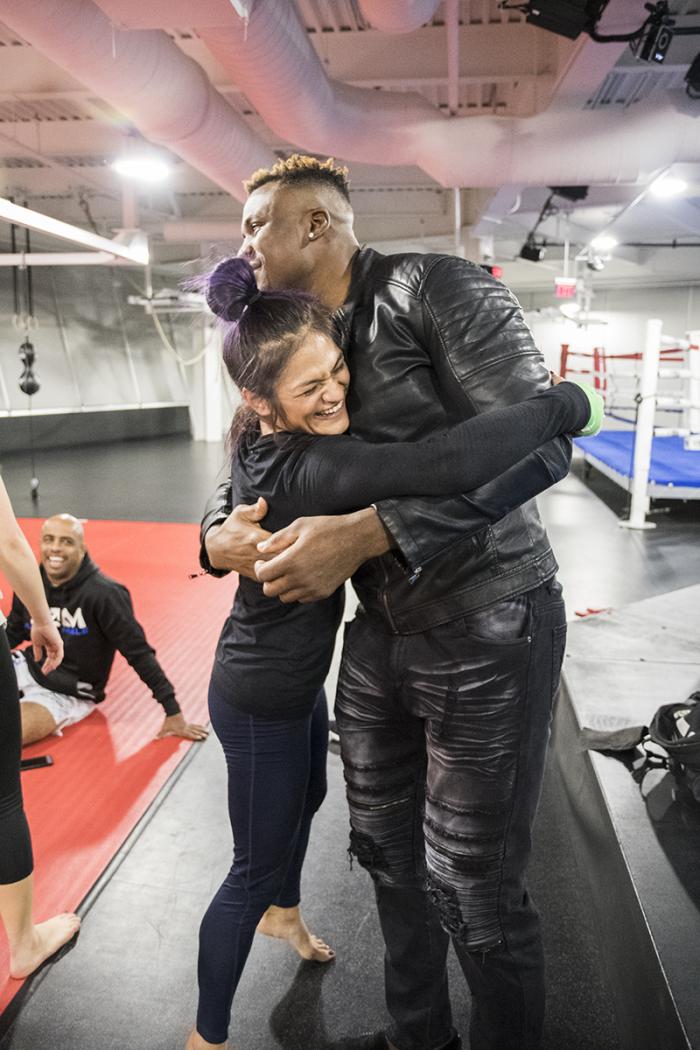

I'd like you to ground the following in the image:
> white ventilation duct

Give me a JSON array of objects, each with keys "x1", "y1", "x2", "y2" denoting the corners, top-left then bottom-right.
[
  {"x1": 357, "y1": 0, "x2": 441, "y2": 33},
  {"x1": 200, "y1": 0, "x2": 700, "y2": 187},
  {"x1": 0, "y1": 0, "x2": 275, "y2": 203},
  {"x1": 3, "y1": 0, "x2": 699, "y2": 203},
  {"x1": 198, "y1": 2, "x2": 442, "y2": 168}
]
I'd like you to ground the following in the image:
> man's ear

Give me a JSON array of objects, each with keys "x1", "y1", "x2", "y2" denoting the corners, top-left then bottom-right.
[
  {"x1": 242, "y1": 388, "x2": 272, "y2": 419},
  {"x1": 308, "y1": 208, "x2": 331, "y2": 241}
]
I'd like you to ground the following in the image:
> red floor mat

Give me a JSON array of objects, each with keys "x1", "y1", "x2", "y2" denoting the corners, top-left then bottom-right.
[{"x1": 0, "y1": 519, "x2": 236, "y2": 1013}]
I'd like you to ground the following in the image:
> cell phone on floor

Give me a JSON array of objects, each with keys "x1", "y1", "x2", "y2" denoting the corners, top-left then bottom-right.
[{"x1": 20, "y1": 755, "x2": 54, "y2": 770}]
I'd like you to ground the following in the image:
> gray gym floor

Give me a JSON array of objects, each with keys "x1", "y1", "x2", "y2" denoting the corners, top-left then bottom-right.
[{"x1": 1, "y1": 438, "x2": 699, "y2": 1050}]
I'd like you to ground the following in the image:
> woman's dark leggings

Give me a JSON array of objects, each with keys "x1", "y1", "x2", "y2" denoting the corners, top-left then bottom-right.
[
  {"x1": 0, "y1": 629, "x2": 33, "y2": 885},
  {"x1": 196, "y1": 684, "x2": 329, "y2": 1044}
]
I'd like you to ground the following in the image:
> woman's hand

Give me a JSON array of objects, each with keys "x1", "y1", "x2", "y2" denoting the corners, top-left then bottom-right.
[{"x1": 30, "y1": 620, "x2": 64, "y2": 674}]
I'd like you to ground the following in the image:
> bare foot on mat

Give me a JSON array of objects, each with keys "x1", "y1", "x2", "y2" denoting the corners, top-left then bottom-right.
[
  {"x1": 257, "y1": 904, "x2": 335, "y2": 962},
  {"x1": 10, "y1": 913, "x2": 81, "y2": 979}
]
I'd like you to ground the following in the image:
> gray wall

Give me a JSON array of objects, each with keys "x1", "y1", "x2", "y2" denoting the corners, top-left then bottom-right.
[{"x1": 0, "y1": 265, "x2": 194, "y2": 449}]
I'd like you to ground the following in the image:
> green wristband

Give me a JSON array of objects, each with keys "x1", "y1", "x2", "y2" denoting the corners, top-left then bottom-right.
[{"x1": 571, "y1": 380, "x2": 605, "y2": 437}]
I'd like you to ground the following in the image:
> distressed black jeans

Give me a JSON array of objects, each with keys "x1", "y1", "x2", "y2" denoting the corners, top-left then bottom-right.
[{"x1": 335, "y1": 580, "x2": 567, "y2": 1050}]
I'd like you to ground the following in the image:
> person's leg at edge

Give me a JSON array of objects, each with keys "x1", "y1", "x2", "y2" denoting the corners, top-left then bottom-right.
[
  {"x1": 257, "y1": 689, "x2": 335, "y2": 961},
  {"x1": 335, "y1": 614, "x2": 456, "y2": 1050},
  {"x1": 189, "y1": 683, "x2": 329, "y2": 1050},
  {"x1": 0, "y1": 633, "x2": 80, "y2": 978},
  {"x1": 420, "y1": 582, "x2": 567, "y2": 1050}
]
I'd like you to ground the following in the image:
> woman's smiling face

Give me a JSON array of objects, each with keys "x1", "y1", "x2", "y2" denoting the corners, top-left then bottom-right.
[{"x1": 271, "y1": 330, "x2": 350, "y2": 436}]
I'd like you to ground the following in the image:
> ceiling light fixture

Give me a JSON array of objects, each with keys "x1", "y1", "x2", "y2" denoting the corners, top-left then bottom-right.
[
  {"x1": 586, "y1": 252, "x2": 606, "y2": 272},
  {"x1": 519, "y1": 238, "x2": 547, "y2": 263},
  {"x1": 590, "y1": 234, "x2": 618, "y2": 253},
  {"x1": 112, "y1": 156, "x2": 170, "y2": 183}
]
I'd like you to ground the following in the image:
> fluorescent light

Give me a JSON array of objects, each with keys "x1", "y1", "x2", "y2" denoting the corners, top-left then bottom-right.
[
  {"x1": 649, "y1": 175, "x2": 687, "y2": 199},
  {"x1": 112, "y1": 156, "x2": 170, "y2": 183},
  {"x1": 0, "y1": 197, "x2": 149, "y2": 265},
  {"x1": 590, "y1": 234, "x2": 617, "y2": 253}
]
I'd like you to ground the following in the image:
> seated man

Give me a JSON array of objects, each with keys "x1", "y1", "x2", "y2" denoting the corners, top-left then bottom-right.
[{"x1": 6, "y1": 513, "x2": 208, "y2": 747}]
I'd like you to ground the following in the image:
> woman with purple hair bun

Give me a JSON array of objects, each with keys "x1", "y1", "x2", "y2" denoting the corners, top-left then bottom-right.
[{"x1": 186, "y1": 256, "x2": 601, "y2": 1050}]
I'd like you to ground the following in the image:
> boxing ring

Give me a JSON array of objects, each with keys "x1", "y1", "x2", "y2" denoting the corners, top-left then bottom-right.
[{"x1": 561, "y1": 320, "x2": 700, "y2": 528}]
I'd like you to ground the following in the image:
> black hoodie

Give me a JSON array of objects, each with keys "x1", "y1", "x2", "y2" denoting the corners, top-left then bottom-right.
[{"x1": 6, "y1": 553, "x2": 179, "y2": 716}]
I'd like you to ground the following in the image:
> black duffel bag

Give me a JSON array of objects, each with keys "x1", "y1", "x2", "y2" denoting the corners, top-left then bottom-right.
[
  {"x1": 647, "y1": 693, "x2": 700, "y2": 802},
  {"x1": 582, "y1": 691, "x2": 700, "y2": 802}
]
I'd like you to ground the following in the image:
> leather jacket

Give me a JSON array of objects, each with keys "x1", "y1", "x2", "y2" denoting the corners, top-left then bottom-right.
[{"x1": 200, "y1": 247, "x2": 570, "y2": 634}]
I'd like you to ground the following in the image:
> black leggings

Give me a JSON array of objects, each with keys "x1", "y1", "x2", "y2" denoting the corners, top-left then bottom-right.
[
  {"x1": 196, "y1": 685, "x2": 328, "y2": 1044},
  {"x1": 0, "y1": 629, "x2": 33, "y2": 884}
]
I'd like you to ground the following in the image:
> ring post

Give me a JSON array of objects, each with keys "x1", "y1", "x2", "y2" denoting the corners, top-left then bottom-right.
[
  {"x1": 620, "y1": 318, "x2": 662, "y2": 530},
  {"x1": 686, "y1": 331, "x2": 700, "y2": 452}
]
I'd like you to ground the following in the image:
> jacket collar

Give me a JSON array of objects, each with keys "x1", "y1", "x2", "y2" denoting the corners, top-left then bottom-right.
[{"x1": 332, "y1": 246, "x2": 380, "y2": 353}]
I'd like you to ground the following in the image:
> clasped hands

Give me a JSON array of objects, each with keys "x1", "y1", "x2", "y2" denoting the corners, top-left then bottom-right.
[{"x1": 204, "y1": 497, "x2": 390, "y2": 604}]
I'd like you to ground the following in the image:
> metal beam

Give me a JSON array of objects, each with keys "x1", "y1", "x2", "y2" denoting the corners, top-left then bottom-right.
[
  {"x1": 0, "y1": 198, "x2": 148, "y2": 264},
  {"x1": 0, "y1": 251, "x2": 142, "y2": 266}
]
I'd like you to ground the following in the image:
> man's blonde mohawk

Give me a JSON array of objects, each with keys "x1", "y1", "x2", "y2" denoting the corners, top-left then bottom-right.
[{"x1": 243, "y1": 154, "x2": 351, "y2": 200}]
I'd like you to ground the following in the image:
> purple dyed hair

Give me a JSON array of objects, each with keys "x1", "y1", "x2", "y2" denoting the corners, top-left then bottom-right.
[{"x1": 202, "y1": 257, "x2": 335, "y2": 447}]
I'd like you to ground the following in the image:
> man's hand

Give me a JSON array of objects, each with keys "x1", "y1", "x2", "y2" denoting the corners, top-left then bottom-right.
[
  {"x1": 254, "y1": 507, "x2": 391, "y2": 603},
  {"x1": 30, "y1": 620, "x2": 63, "y2": 674},
  {"x1": 205, "y1": 498, "x2": 272, "y2": 578},
  {"x1": 156, "y1": 713, "x2": 209, "y2": 742}
]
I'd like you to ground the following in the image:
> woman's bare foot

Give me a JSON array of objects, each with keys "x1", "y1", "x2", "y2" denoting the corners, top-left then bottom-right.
[
  {"x1": 257, "y1": 904, "x2": 335, "y2": 962},
  {"x1": 185, "y1": 1028, "x2": 227, "y2": 1049},
  {"x1": 9, "y1": 913, "x2": 81, "y2": 979}
]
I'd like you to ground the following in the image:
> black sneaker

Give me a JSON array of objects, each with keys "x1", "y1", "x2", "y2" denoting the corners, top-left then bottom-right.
[{"x1": 332, "y1": 1032, "x2": 461, "y2": 1050}]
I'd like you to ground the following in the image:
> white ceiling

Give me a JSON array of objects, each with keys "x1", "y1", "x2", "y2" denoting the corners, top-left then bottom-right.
[{"x1": 0, "y1": 0, "x2": 698, "y2": 300}]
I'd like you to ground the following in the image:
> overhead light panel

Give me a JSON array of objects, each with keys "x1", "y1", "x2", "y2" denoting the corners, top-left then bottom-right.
[
  {"x1": 112, "y1": 155, "x2": 170, "y2": 183},
  {"x1": 650, "y1": 175, "x2": 687, "y2": 198}
]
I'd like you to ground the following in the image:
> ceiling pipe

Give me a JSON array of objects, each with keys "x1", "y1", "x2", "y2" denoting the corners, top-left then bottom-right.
[
  {"x1": 416, "y1": 105, "x2": 700, "y2": 186},
  {"x1": 200, "y1": 0, "x2": 700, "y2": 187},
  {"x1": 357, "y1": 0, "x2": 440, "y2": 33},
  {"x1": 0, "y1": 0, "x2": 275, "y2": 203},
  {"x1": 445, "y1": 0, "x2": 460, "y2": 116},
  {"x1": 197, "y1": 2, "x2": 443, "y2": 167}
]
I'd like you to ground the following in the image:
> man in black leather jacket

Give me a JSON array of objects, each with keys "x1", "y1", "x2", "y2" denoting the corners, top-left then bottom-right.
[{"x1": 200, "y1": 156, "x2": 570, "y2": 1050}]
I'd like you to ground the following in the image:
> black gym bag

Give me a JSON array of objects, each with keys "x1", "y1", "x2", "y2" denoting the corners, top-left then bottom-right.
[{"x1": 582, "y1": 691, "x2": 700, "y2": 802}]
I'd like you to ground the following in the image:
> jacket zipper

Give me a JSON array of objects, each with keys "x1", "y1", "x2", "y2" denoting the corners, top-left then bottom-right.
[{"x1": 379, "y1": 556, "x2": 397, "y2": 633}]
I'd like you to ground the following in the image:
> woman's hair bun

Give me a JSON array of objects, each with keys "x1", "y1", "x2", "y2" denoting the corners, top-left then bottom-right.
[{"x1": 206, "y1": 257, "x2": 260, "y2": 322}]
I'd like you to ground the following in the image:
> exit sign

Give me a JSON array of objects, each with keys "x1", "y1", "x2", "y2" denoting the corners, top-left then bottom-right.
[{"x1": 555, "y1": 277, "x2": 578, "y2": 299}]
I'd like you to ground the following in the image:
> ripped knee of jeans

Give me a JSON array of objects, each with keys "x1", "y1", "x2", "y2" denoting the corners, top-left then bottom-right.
[
  {"x1": 348, "y1": 828, "x2": 388, "y2": 877},
  {"x1": 425, "y1": 873, "x2": 502, "y2": 953}
]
